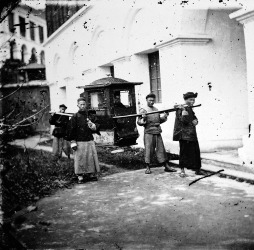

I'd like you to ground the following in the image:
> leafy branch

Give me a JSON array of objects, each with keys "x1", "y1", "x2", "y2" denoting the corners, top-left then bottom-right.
[{"x1": 1, "y1": 105, "x2": 49, "y2": 131}]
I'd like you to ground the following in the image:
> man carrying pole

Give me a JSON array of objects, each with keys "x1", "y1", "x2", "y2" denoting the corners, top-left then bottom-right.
[
  {"x1": 137, "y1": 93, "x2": 177, "y2": 174},
  {"x1": 173, "y1": 92, "x2": 202, "y2": 177},
  {"x1": 49, "y1": 104, "x2": 71, "y2": 163}
]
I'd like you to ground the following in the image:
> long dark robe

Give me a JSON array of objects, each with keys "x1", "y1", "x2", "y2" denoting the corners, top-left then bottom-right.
[
  {"x1": 179, "y1": 140, "x2": 201, "y2": 170},
  {"x1": 173, "y1": 107, "x2": 201, "y2": 170}
]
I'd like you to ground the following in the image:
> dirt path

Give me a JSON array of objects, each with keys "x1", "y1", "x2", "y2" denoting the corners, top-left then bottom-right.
[{"x1": 15, "y1": 167, "x2": 254, "y2": 249}]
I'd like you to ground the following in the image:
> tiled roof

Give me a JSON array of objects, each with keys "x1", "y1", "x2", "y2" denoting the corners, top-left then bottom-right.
[
  {"x1": 78, "y1": 77, "x2": 142, "y2": 89},
  {"x1": 89, "y1": 77, "x2": 129, "y2": 86}
]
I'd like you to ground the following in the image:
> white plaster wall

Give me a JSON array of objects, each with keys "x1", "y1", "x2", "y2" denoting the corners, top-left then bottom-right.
[
  {"x1": 159, "y1": 9, "x2": 248, "y2": 153},
  {"x1": 44, "y1": 2, "x2": 247, "y2": 152},
  {"x1": 193, "y1": 9, "x2": 247, "y2": 150}
]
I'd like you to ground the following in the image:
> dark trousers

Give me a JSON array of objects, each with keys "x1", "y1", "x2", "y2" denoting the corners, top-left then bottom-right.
[{"x1": 179, "y1": 140, "x2": 201, "y2": 170}]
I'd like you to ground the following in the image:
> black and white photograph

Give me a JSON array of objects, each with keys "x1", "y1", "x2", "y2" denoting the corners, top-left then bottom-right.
[{"x1": 0, "y1": 0, "x2": 254, "y2": 248}]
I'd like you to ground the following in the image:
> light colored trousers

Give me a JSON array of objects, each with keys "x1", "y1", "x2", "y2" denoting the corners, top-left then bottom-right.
[{"x1": 144, "y1": 133, "x2": 168, "y2": 164}]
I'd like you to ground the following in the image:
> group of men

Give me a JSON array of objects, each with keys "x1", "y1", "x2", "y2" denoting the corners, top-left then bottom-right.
[
  {"x1": 49, "y1": 91, "x2": 201, "y2": 184},
  {"x1": 138, "y1": 92, "x2": 201, "y2": 178},
  {"x1": 50, "y1": 97, "x2": 100, "y2": 183}
]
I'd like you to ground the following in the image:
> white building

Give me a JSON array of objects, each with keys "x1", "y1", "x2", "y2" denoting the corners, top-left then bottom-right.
[
  {"x1": 0, "y1": 4, "x2": 47, "y2": 67},
  {"x1": 44, "y1": 0, "x2": 254, "y2": 165}
]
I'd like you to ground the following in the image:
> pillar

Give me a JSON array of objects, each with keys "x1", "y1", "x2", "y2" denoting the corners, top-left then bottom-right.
[{"x1": 230, "y1": 9, "x2": 254, "y2": 164}]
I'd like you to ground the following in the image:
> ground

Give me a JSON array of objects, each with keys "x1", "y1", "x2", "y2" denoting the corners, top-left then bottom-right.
[{"x1": 15, "y1": 167, "x2": 254, "y2": 249}]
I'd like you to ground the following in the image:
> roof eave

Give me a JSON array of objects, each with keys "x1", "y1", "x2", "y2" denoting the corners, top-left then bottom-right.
[{"x1": 77, "y1": 82, "x2": 143, "y2": 89}]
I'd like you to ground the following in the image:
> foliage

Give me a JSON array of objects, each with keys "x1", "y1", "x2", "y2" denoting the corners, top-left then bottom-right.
[
  {"x1": 97, "y1": 146, "x2": 147, "y2": 170},
  {"x1": 39, "y1": 139, "x2": 179, "y2": 169},
  {"x1": 11, "y1": 122, "x2": 36, "y2": 139},
  {"x1": 2, "y1": 146, "x2": 75, "y2": 217},
  {"x1": 96, "y1": 146, "x2": 179, "y2": 169},
  {"x1": 0, "y1": 58, "x2": 25, "y2": 84},
  {"x1": 0, "y1": 0, "x2": 21, "y2": 23},
  {"x1": 39, "y1": 140, "x2": 149, "y2": 169},
  {"x1": 2, "y1": 140, "x2": 179, "y2": 217},
  {"x1": 1, "y1": 145, "x2": 127, "y2": 218}
]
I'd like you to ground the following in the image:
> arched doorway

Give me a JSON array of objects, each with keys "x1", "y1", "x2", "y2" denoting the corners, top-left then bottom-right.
[
  {"x1": 40, "y1": 50, "x2": 45, "y2": 65},
  {"x1": 21, "y1": 44, "x2": 28, "y2": 63},
  {"x1": 29, "y1": 48, "x2": 37, "y2": 63}
]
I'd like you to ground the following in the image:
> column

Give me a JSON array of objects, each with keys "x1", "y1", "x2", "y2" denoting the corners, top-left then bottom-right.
[{"x1": 230, "y1": 9, "x2": 254, "y2": 164}]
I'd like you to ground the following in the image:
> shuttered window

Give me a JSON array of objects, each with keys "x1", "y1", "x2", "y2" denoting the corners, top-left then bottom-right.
[
  {"x1": 30, "y1": 21, "x2": 35, "y2": 40},
  {"x1": 148, "y1": 51, "x2": 161, "y2": 103},
  {"x1": 19, "y1": 16, "x2": 26, "y2": 37},
  {"x1": 110, "y1": 66, "x2": 115, "y2": 77},
  {"x1": 39, "y1": 26, "x2": 44, "y2": 43},
  {"x1": 8, "y1": 13, "x2": 14, "y2": 32}
]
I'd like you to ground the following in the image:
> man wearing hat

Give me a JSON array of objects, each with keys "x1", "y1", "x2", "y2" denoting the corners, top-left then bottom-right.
[
  {"x1": 137, "y1": 93, "x2": 177, "y2": 174},
  {"x1": 49, "y1": 104, "x2": 71, "y2": 163},
  {"x1": 173, "y1": 92, "x2": 202, "y2": 177},
  {"x1": 67, "y1": 97, "x2": 100, "y2": 183}
]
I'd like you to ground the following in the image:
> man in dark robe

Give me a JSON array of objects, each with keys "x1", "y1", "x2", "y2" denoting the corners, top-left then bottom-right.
[
  {"x1": 173, "y1": 92, "x2": 202, "y2": 177},
  {"x1": 68, "y1": 97, "x2": 100, "y2": 183},
  {"x1": 49, "y1": 104, "x2": 71, "y2": 163},
  {"x1": 137, "y1": 93, "x2": 177, "y2": 174}
]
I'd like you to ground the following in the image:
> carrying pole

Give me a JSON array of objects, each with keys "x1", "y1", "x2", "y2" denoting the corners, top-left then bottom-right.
[
  {"x1": 112, "y1": 104, "x2": 202, "y2": 119},
  {"x1": 49, "y1": 111, "x2": 73, "y2": 117}
]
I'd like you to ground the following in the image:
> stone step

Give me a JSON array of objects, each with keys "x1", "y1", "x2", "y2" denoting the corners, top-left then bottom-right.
[
  {"x1": 201, "y1": 158, "x2": 254, "y2": 175},
  {"x1": 170, "y1": 149, "x2": 254, "y2": 175},
  {"x1": 169, "y1": 160, "x2": 254, "y2": 184}
]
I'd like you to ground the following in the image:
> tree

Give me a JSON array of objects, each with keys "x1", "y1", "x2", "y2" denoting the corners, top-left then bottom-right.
[
  {"x1": 0, "y1": 83, "x2": 49, "y2": 247},
  {"x1": 0, "y1": 0, "x2": 21, "y2": 24},
  {"x1": 0, "y1": 1, "x2": 50, "y2": 246}
]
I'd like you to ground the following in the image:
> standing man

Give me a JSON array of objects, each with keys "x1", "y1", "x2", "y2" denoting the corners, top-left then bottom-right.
[
  {"x1": 68, "y1": 97, "x2": 100, "y2": 183},
  {"x1": 173, "y1": 92, "x2": 202, "y2": 177},
  {"x1": 137, "y1": 93, "x2": 177, "y2": 174},
  {"x1": 49, "y1": 104, "x2": 71, "y2": 163}
]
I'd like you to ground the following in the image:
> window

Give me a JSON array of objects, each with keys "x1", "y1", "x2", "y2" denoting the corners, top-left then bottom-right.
[
  {"x1": 148, "y1": 51, "x2": 161, "y2": 103},
  {"x1": 110, "y1": 66, "x2": 115, "y2": 77},
  {"x1": 40, "y1": 51, "x2": 45, "y2": 65},
  {"x1": 90, "y1": 92, "x2": 104, "y2": 109},
  {"x1": 30, "y1": 21, "x2": 35, "y2": 40},
  {"x1": 9, "y1": 40, "x2": 15, "y2": 60},
  {"x1": 19, "y1": 16, "x2": 26, "y2": 37},
  {"x1": 39, "y1": 26, "x2": 44, "y2": 43},
  {"x1": 8, "y1": 13, "x2": 14, "y2": 32},
  {"x1": 21, "y1": 45, "x2": 27, "y2": 63},
  {"x1": 113, "y1": 90, "x2": 132, "y2": 107}
]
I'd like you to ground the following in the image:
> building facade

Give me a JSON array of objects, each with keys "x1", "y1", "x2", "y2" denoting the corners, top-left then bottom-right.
[
  {"x1": 44, "y1": 0, "x2": 252, "y2": 162},
  {"x1": 0, "y1": 4, "x2": 50, "y2": 132},
  {"x1": 0, "y1": 4, "x2": 47, "y2": 68}
]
